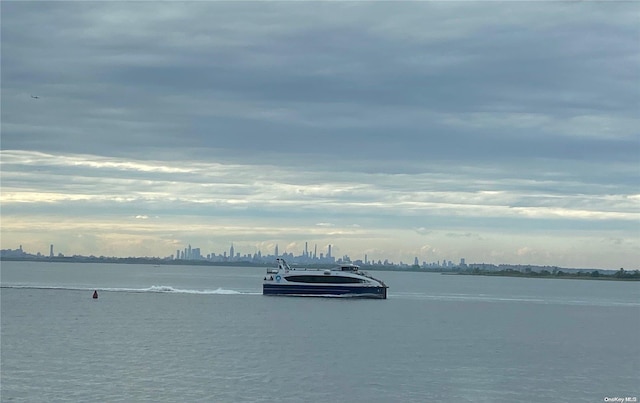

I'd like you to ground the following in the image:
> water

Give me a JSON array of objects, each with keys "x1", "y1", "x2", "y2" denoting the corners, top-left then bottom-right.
[{"x1": 1, "y1": 261, "x2": 638, "y2": 402}]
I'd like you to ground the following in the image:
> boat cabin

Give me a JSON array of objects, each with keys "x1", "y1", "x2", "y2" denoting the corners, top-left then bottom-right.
[{"x1": 339, "y1": 264, "x2": 359, "y2": 272}]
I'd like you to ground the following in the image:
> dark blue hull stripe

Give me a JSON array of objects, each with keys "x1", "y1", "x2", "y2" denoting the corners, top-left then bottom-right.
[{"x1": 263, "y1": 284, "x2": 387, "y2": 299}]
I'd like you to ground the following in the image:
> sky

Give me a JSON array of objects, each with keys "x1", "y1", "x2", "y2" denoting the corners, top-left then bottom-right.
[{"x1": 1, "y1": 1, "x2": 638, "y2": 269}]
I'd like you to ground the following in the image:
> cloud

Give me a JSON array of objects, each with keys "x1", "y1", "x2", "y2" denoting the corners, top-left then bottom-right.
[
  {"x1": 1, "y1": 2, "x2": 638, "y2": 269},
  {"x1": 415, "y1": 227, "x2": 431, "y2": 235}
]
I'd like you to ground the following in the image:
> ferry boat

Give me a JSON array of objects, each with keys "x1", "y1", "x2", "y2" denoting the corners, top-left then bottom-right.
[{"x1": 263, "y1": 258, "x2": 388, "y2": 299}]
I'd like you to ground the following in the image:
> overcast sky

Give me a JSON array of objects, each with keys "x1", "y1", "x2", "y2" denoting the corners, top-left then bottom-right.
[{"x1": 2, "y1": 1, "x2": 638, "y2": 269}]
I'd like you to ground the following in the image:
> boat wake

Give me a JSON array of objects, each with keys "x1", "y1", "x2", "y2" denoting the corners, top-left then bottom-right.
[
  {"x1": 390, "y1": 292, "x2": 640, "y2": 307},
  {"x1": 0, "y1": 284, "x2": 260, "y2": 295},
  {"x1": 139, "y1": 285, "x2": 246, "y2": 295}
]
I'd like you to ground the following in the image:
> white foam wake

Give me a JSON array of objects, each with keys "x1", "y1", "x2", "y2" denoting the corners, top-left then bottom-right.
[
  {"x1": 1, "y1": 284, "x2": 257, "y2": 295},
  {"x1": 142, "y1": 286, "x2": 242, "y2": 294}
]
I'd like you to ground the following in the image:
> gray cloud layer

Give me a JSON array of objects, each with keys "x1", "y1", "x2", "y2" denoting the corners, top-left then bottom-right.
[{"x1": 1, "y1": 2, "x2": 638, "y2": 268}]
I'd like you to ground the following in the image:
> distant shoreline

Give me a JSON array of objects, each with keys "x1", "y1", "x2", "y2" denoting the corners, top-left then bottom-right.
[
  {"x1": 2, "y1": 256, "x2": 638, "y2": 281},
  {"x1": 444, "y1": 270, "x2": 640, "y2": 281},
  {"x1": 1, "y1": 256, "x2": 398, "y2": 272},
  {"x1": 0, "y1": 256, "x2": 273, "y2": 268}
]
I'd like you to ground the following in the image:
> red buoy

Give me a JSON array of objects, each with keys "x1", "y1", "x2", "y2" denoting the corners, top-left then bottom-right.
[{"x1": 92, "y1": 290, "x2": 98, "y2": 299}]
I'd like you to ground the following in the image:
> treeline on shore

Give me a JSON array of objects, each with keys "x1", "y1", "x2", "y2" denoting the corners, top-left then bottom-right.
[{"x1": 455, "y1": 267, "x2": 639, "y2": 281}]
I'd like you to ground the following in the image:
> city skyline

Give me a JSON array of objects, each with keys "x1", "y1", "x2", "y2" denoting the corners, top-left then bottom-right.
[
  {"x1": 2, "y1": 240, "x2": 633, "y2": 272},
  {"x1": 2, "y1": 3, "x2": 638, "y2": 271},
  {"x1": 4, "y1": 240, "x2": 455, "y2": 266}
]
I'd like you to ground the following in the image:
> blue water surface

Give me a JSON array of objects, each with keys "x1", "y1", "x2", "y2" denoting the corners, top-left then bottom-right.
[{"x1": 1, "y1": 261, "x2": 638, "y2": 402}]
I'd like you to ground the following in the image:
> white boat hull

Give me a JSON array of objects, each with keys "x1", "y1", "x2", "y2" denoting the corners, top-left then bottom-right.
[{"x1": 263, "y1": 259, "x2": 388, "y2": 299}]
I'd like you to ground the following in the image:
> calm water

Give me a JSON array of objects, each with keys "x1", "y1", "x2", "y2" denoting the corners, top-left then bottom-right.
[{"x1": 1, "y1": 261, "x2": 638, "y2": 402}]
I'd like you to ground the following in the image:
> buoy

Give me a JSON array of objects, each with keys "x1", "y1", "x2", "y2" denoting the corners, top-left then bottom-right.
[{"x1": 92, "y1": 290, "x2": 98, "y2": 299}]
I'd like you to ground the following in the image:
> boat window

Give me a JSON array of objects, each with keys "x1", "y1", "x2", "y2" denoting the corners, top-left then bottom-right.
[{"x1": 285, "y1": 275, "x2": 364, "y2": 284}]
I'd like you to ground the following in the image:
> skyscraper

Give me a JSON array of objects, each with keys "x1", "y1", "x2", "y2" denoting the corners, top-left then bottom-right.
[
  {"x1": 49, "y1": 244, "x2": 53, "y2": 258},
  {"x1": 230, "y1": 244, "x2": 235, "y2": 261},
  {"x1": 275, "y1": 244, "x2": 278, "y2": 257}
]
